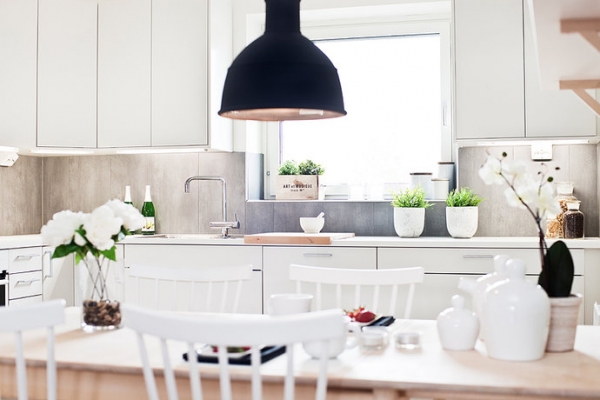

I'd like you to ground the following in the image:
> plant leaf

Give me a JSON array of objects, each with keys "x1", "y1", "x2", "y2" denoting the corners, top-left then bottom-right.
[
  {"x1": 539, "y1": 240, "x2": 574, "y2": 297},
  {"x1": 52, "y1": 243, "x2": 79, "y2": 259}
]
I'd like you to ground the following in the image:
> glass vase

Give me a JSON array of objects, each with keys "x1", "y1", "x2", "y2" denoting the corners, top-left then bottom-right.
[{"x1": 80, "y1": 255, "x2": 122, "y2": 332}]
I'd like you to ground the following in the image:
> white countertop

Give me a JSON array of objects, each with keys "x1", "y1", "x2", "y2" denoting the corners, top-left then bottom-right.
[
  {"x1": 120, "y1": 234, "x2": 600, "y2": 249},
  {"x1": 3, "y1": 233, "x2": 600, "y2": 249}
]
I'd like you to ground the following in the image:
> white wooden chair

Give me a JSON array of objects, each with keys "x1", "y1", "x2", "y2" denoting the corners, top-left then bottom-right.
[
  {"x1": 0, "y1": 299, "x2": 65, "y2": 400},
  {"x1": 122, "y1": 303, "x2": 345, "y2": 400},
  {"x1": 126, "y1": 264, "x2": 253, "y2": 312},
  {"x1": 289, "y1": 264, "x2": 425, "y2": 318},
  {"x1": 594, "y1": 301, "x2": 600, "y2": 326}
]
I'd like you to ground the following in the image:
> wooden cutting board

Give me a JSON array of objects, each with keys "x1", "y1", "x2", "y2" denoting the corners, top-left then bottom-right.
[{"x1": 243, "y1": 232, "x2": 355, "y2": 245}]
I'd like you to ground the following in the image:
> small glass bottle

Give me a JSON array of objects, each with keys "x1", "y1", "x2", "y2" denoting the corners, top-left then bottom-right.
[
  {"x1": 141, "y1": 185, "x2": 156, "y2": 235},
  {"x1": 554, "y1": 182, "x2": 577, "y2": 238},
  {"x1": 563, "y1": 200, "x2": 584, "y2": 239}
]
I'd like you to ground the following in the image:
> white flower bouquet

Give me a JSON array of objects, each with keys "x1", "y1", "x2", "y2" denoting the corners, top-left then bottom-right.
[{"x1": 41, "y1": 200, "x2": 144, "y2": 329}]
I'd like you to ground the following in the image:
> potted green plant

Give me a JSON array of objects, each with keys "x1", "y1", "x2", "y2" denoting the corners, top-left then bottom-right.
[
  {"x1": 391, "y1": 186, "x2": 431, "y2": 238},
  {"x1": 276, "y1": 159, "x2": 324, "y2": 200},
  {"x1": 480, "y1": 151, "x2": 579, "y2": 353},
  {"x1": 445, "y1": 187, "x2": 484, "y2": 238}
]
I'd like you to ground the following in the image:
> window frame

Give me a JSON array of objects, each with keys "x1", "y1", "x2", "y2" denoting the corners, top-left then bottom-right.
[{"x1": 264, "y1": 16, "x2": 453, "y2": 199}]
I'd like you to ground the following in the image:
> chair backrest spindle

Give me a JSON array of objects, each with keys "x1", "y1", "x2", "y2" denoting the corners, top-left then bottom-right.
[{"x1": 289, "y1": 264, "x2": 424, "y2": 318}]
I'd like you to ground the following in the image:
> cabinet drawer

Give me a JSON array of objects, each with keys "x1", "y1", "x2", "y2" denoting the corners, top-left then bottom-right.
[
  {"x1": 9, "y1": 295, "x2": 43, "y2": 306},
  {"x1": 263, "y1": 247, "x2": 377, "y2": 312},
  {"x1": 9, "y1": 247, "x2": 43, "y2": 273},
  {"x1": 0, "y1": 250, "x2": 8, "y2": 271},
  {"x1": 264, "y1": 247, "x2": 376, "y2": 269},
  {"x1": 378, "y1": 248, "x2": 584, "y2": 275},
  {"x1": 10, "y1": 270, "x2": 43, "y2": 299}
]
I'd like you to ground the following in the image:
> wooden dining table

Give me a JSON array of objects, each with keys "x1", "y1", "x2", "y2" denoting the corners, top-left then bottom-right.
[{"x1": 1, "y1": 307, "x2": 600, "y2": 400}]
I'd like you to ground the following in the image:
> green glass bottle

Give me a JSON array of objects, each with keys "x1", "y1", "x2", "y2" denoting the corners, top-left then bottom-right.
[
  {"x1": 141, "y1": 185, "x2": 155, "y2": 235},
  {"x1": 124, "y1": 185, "x2": 133, "y2": 206}
]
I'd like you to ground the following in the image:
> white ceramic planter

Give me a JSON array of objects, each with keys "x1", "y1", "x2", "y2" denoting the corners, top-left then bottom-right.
[
  {"x1": 482, "y1": 259, "x2": 550, "y2": 362},
  {"x1": 446, "y1": 206, "x2": 479, "y2": 238},
  {"x1": 393, "y1": 207, "x2": 425, "y2": 238}
]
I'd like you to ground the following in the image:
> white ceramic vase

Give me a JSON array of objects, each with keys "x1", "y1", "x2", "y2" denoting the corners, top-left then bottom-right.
[
  {"x1": 446, "y1": 206, "x2": 478, "y2": 238},
  {"x1": 437, "y1": 295, "x2": 480, "y2": 351},
  {"x1": 458, "y1": 254, "x2": 510, "y2": 340},
  {"x1": 393, "y1": 207, "x2": 425, "y2": 238},
  {"x1": 482, "y1": 258, "x2": 550, "y2": 362}
]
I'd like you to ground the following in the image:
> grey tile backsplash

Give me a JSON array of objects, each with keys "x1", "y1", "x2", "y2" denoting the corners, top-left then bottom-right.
[{"x1": 0, "y1": 144, "x2": 597, "y2": 238}]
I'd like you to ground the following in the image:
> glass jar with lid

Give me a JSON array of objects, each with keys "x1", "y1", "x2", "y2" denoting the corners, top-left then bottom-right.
[
  {"x1": 563, "y1": 200, "x2": 584, "y2": 239},
  {"x1": 549, "y1": 182, "x2": 578, "y2": 238}
]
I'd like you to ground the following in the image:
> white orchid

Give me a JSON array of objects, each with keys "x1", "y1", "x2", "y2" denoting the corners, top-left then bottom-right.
[{"x1": 480, "y1": 153, "x2": 560, "y2": 221}]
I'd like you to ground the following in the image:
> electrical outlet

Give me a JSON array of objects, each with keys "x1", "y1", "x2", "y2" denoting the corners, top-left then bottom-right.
[{"x1": 531, "y1": 143, "x2": 552, "y2": 161}]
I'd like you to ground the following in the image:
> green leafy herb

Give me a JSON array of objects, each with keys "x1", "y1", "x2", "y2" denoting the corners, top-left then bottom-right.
[
  {"x1": 391, "y1": 186, "x2": 432, "y2": 208},
  {"x1": 445, "y1": 187, "x2": 484, "y2": 207}
]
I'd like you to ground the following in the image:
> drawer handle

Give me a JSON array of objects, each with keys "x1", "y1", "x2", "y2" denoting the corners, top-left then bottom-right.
[
  {"x1": 15, "y1": 254, "x2": 40, "y2": 261},
  {"x1": 303, "y1": 253, "x2": 333, "y2": 257},
  {"x1": 44, "y1": 249, "x2": 54, "y2": 278},
  {"x1": 16, "y1": 279, "x2": 41, "y2": 285},
  {"x1": 462, "y1": 255, "x2": 494, "y2": 259}
]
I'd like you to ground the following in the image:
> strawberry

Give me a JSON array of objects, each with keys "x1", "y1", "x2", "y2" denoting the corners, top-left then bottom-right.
[{"x1": 355, "y1": 310, "x2": 376, "y2": 323}]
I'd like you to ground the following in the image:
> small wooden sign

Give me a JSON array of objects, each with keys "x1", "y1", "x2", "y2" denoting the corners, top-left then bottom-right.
[{"x1": 275, "y1": 175, "x2": 321, "y2": 200}]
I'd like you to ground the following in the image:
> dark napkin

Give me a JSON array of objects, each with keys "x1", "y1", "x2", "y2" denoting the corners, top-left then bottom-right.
[
  {"x1": 363, "y1": 315, "x2": 395, "y2": 329},
  {"x1": 183, "y1": 346, "x2": 286, "y2": 365}
]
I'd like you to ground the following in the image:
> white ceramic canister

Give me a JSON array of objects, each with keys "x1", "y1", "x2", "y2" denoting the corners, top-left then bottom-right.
[
  {"x1": 431, "y1": 178, "x2": 449, "y2": 200},
  {"x1": 409, "y1": 172, "x2": 433, "y2": 199},
  {"x1": 437, "y1": 162, "x2": 456, "y2": 192},
  {"x1": 482, "y1": 258, "x2": 550, "y2": 362},
  {"x1": 437, "y1": 294, "x2": 480, "y2": 351}
]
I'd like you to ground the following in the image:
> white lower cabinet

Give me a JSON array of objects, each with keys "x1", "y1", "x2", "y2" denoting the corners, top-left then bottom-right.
[
  {"x1": 262, "y1": 246, "x2": 377, "y2": 313},
  {"x1": 122, "y1": 245, "x2": 263, "y2": 314},
  {"x1": 8, "y1": 247, "x2": 43, "y2": 305},
  {"x1": 378, "y1": 247, "x2": 585, "y2": 323}
]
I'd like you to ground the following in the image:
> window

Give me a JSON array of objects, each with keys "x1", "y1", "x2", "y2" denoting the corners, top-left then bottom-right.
[{"x1": 265, "y1": 14, "x2": 452, "y2": 199}]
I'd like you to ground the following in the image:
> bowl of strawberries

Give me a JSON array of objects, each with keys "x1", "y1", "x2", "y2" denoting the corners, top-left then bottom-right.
[{"x1": 345, "y1": 306, "x2": 377, "y2": 325}]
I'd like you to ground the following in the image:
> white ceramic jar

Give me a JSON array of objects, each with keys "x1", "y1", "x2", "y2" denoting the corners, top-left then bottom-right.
[
  {"x1": 482, "y1": 258, "x2": 550, "y2": 362},
  {"x1": 437, "y1": 295, "x2": 479, "y2": 351}
]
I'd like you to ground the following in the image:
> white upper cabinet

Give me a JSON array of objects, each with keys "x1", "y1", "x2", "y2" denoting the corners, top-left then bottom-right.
[
  {"x1": 152, "y1": 0, "x2": 208, "y2": 147},
  {"x1": 97, "y1": 0, "x2": 151, "y2": 148},
  {"x1": 454, "y1": 0, "x2": 598, "y2": 140},
  {"x1": 38, "y1": 0, "x2": 97, "y2": 147},
  {"x1": 0, "y1": 0, "x2": 37, "y2": 149},
  {"x1": 454, "y1": 0, "x2": 525, "y2": 140},
  {"x1": 152, "y1": 0, "x2": 232, "y2": 149}
]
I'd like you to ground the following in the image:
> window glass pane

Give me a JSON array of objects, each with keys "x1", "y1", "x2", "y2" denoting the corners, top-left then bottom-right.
[{"x1": 281, "y1": 34, "x2": 441, "y2": 187}]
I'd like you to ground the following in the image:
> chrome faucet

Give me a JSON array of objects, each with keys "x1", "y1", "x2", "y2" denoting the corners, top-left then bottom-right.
[{"x1": 184, "y1": 176, "x2": 240, "y2": 238}]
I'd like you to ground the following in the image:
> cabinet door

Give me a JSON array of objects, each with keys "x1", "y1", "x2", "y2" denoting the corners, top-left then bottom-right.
[
  {"x1": 523, "y1": 3, "x2": 597, "y2": 138},
  {"x1": 454, "y1": 0, "x2": 525, "y2": 139},
  {"x1": 97, "y1": 0, "x2": 151, "y2": 147},
  {"x1": 263, "y1": 247, "x2": 377, "y2": 313},
  {"x1": 38, "y1": 0, "x2": 97, "y2": 147},
  {"x1": 42, "y1": 247, "x2": 74, "y2": 305},
  {"x1": 152, "y1": 0, "x2": 208, "y2": 146},
  {"x1": 0, "y1": 0, "x2": 37, "y2": 149},
  {"x1": 123, "y1": 245, "x2": 262, "y2": 314}
]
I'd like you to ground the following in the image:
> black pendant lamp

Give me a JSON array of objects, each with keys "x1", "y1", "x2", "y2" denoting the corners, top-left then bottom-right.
[{"x1": 218, "y1": 0, "x2": 346, "y2": 121}]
